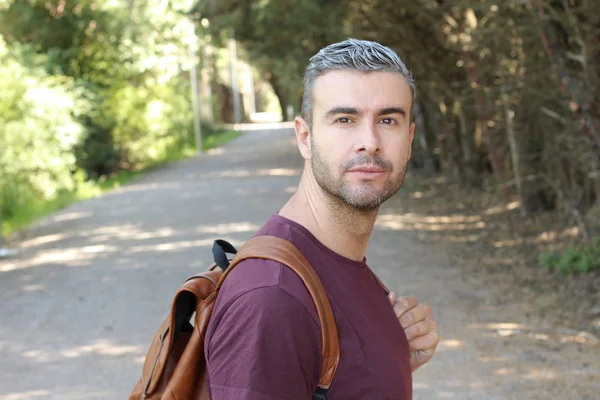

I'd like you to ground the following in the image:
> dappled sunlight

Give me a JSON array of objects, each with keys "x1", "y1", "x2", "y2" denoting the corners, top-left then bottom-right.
[
  {"x1": 437, "y1": 339, "x2": 464, "y2": 350},
  {"x1": 492, "y1": 226, "x2": 580, "y2": 248},
  {"x1": 207, "y1": 147, "x2": 225, "y2": 155},
  {"x1": 88, "y1": 234, "x2": 113, "y2": 243},
  {"x1": 415, "y1": 319, "x2": 600, "y2": 397},
  {"x1": 19, "y1": 233, "x2": 67, "y2": 249},
  {"x1": 60, "y1": 340, "x2": 141, "y2": 358},
  {"x1": 22, "y1": 340, "x2": 143, "y2": 363},
  {"x1": 22, "y1": 349, "x2": 52, "y2": 363},
  {"x1": 491, "y1": 239, "x2": 520, "y2": 248},
  {"x1": 130, "y1": 228, "x2": 176, "y2": 240},
  {"x1": 420, "y1": 233, "x2": 484, "y2": 243},
  {"x1": 210, "y1": 169, "x2": 254, "y2": 178},
  {"x1": 376, "y1": 212, "x2": 486, "y2": 232},
  {"x1": 207, "y1": 167, "x2": 301, "y2": 179},
  {"x1": 83, "y1": 225, "x2": 177, "y2": 242},
  {"x1": 534, "y1": 226, "x2": 580, "y2": 244},
  {"x1": 22, "y1": 284, "x2": 44, "y2": 292},
  {"x1": 484, "y1": 201, "x2": 520, "y2": 215},
  {"x1": 479, "y1": 256, "x2": 517, "y2": 266},
  {"x1": 0, "y1": 244, "x2": 118, "y2": 272},
  {"x1": 87, "y1": 224, "x2": 139, "y2": 236},
  {"x1": 229, "y1": 121, "x2": 294, "y2": 130},
  {"x1": 50, "y1": 211, "x2": 93, "y2": 223},
  {"x1": 431, "y1": 391, "x2": 458, "y2": 398},
  {"x1": 469, "y1": 321, "x2": 600, "y2": 346},
  {"x1": 528, "y1": 332, "x2": 550, "y2": 341},
  {"x1": 128, "y1": 238, "x2": 231, "y2": 253},
  {"x1": 521, "y1": 368, "x2": 558, "y2": 381},
  {"x1": 0, "y1": 390, "x2": 50, "y2": 400},
  {"x1": 196, "y1": 222, "x2": 261, "y2": 235},
  {"x1": 257, "y1": 168, "x2": 300, "y2": 177},
  {"x1": 484, "y1": 322, "x2": 525, "y2": 330},
  {"x1": 0, "y1": 389, "x2": 111, "y2": 400},
  {"x1": 494, "y1": 367, "x2": 517, "y2": 376},
  {"x1": 0, "y1": 220, "x2": 261, "y2": 273},
  {"x1": 384, "y1": 212, "x2": 484, "y2": 224},
  {"x1": 106, "y1": 181, "x2": 182, "y2": 194},
  {"x1": 559, "y1": 331, "x2": 599, "y2": 345},
  {"x1": 472, "y1": 322, "x2": 526, "y2": 338}
]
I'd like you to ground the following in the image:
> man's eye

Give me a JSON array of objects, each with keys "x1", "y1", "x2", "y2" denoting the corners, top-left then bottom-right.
[
  {"x1": 337, "y1": 117, "x2": 351, "y2": 124},
  {"x1": 381, "y1": 118, "x2": 396, "y2": 125}
]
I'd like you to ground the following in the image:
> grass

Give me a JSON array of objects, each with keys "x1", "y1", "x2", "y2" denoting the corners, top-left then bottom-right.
[{"x1": 1, "y1": 129, "x2": 240, "y2": 237}]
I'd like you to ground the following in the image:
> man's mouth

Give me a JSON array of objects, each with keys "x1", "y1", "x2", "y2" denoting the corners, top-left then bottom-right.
[
  {"x1": 347, "y1": 164, "x2": 387, "y2": 179},
  {"x1": 347, "y1": 165, "x2": 386, "y2": 173}
]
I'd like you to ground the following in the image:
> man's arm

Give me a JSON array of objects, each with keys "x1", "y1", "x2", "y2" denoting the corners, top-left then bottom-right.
[{"x1": 206, "y1": 285, "x2": 322, "y2": 400}]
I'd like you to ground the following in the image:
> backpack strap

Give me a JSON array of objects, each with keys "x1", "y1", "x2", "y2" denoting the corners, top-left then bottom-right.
[{"x1": 215, "y1": 235, "x2": 340, "y2": 396}]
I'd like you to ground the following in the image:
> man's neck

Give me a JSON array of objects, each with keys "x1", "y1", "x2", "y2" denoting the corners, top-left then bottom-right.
[{"x1": 278, "y1": 173, "x2": 378, "y2": 262}]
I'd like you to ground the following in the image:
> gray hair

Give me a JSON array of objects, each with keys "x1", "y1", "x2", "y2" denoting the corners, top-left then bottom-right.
[{"x1": 301, "y1": 38, "x2": 415, "y2": 127}]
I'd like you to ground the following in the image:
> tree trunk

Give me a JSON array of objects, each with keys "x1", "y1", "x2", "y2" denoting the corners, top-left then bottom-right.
[
  {"x1": 463, "y1": 50, "x2": 509, "y2": 196},
  {"x1": 456, "y1": 101, "x2": 483, "y2": 188},
  {"x1": 268, "y1": 76, "x2": 288, "y2": 122},
  {"x1": 503, "y1": 91, "x2": 526, "y2": 216},
  {"x1": 414, "y1": 101, "x2": 439, "y2": 176}
]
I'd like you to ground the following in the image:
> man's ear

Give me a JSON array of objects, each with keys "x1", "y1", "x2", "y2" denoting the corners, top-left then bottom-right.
[
  {"x1": 294, "y1": 116, "x2": 312, "y2": 160},
  {"x1": 407, "y1": 122, "x2": 416, "y2": 160}
]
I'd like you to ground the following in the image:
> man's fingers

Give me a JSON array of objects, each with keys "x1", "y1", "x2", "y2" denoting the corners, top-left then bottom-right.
[
  {"x1": 408, "y1": 328, "x2": 439, "y2": 353},
  {"x1": 391, "y1": 295, "x2": 418, "y2": 318},
  {"x1": 404, "y1": 317, "x2": 437, "y2": 342},
  {"x1": 398, "y1": 303, "x2": 431, "y2": 328}
]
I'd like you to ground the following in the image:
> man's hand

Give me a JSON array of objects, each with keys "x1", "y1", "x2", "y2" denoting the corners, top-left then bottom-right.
[{"x1": 388, "y1": 292, "x2": 439, "y2": 372}]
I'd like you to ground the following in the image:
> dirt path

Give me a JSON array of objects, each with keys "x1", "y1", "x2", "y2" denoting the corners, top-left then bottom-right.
[{"x1": 1, "y1": 125, "x2": 598, "y2": 399}]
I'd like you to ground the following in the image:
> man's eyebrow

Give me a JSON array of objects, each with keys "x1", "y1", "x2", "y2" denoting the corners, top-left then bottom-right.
[
  {"x1": 324, "y1": 107, "x2": 407, "y2": 118},
  {"x1": 378, "y1": 107, "x2": 407, "y2": 117},
  {"x1": 324, "y1": 107, "x2": 360, "y2": 118}
]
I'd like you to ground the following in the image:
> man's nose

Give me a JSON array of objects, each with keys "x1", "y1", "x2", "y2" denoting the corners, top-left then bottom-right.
[{"x1": 355, "y1": 123, "x2": 381, "y2": 155}]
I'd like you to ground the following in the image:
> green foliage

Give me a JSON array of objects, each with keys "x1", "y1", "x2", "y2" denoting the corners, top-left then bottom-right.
[
  {"x1": 2, "y1": 128, "x2": 240, "y2": 235},
  {"x1": 0, "y1": 35, "x2": 86, "y2": 209},
  {"x1": 539, "y1": 237, "x2": 600, "y2": 275},
  {"x1": 107, "y1": 81, "x2": 193, "y2": 166},
  {"x1": 74, "y1": 116, "x2": 121, "y2": 180},
  {"x1": 0, "y1": 0, "x2": 243, "y2": 236}
]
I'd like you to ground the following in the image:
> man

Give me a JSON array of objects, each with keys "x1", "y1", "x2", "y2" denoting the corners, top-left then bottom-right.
[{"x1": 205, "y1": 38, "x2": 439, "y2": 399}]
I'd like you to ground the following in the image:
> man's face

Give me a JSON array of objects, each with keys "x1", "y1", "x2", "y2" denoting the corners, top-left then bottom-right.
[{"x1": 303, "y1": 70, "x2": 415, "y2": 211}]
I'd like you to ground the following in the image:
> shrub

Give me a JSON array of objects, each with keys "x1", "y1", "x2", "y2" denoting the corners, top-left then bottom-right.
[
  {"x1": 539, "y1": 237, "x2": 600, "y2": 275},
  {"x1": 0, "y1": 36, "x2": 85, "y2": 212}
]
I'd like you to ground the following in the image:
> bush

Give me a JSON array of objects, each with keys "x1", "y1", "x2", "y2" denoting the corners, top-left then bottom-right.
[
  {"x1": 107, "y1": 82, "x2": 193, "y2": 167},
  {"x1": 73, "y1": 78, "x2": 198, "y2": 179},
  {"x1": 0, "y1": 35, "x2": 86, "y2": 213},
  {"x1": 539, "y1": 237, "x2": 600, "y2": 275}
]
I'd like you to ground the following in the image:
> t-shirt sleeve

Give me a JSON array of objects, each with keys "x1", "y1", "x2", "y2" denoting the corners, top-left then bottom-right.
[{"x1": 206, "y1": 285, "x2": 322, "y2": 400}]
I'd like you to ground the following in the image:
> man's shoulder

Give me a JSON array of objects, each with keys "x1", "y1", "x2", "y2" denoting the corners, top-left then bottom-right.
[
  {"x1": 211, "y1": 214, "x2": 321, "y2": 322},
  {"x1": 215, "y1": 256, "x2": 319, "y2": 323}
]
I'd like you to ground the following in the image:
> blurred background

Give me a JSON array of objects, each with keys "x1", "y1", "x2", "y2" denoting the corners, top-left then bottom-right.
[
  {"x1": 1, "y1": 0, "x2": 599, "y2": 325},
  {"x1": 1, "y1": 0, "x2": 600, "y2": 245},
  {"x1": 1, "y1": 1, "x2": 599, "y2": 398}
]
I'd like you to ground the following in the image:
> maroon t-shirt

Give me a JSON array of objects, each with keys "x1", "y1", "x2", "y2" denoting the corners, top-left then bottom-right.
[{"x1": 205, "y1": 214, "x2": 412, "y2": 399}]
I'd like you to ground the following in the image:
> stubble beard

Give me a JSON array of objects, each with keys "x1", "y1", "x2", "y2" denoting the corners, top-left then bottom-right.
[{"x1": 310, "y1": 140, "x2": 408, "y2": 213}]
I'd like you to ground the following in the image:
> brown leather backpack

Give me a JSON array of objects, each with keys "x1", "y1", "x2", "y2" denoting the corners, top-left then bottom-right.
[{"x1": 129, "y1": 235, "x2": 340, "y2": 400}]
